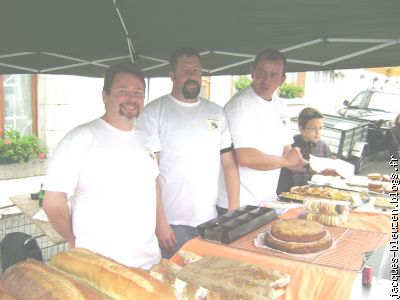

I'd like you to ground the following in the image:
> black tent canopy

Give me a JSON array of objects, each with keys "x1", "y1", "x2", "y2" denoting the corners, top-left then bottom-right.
[{"x1": 1, "y1": 0, "x2": 399, "y2": 77}]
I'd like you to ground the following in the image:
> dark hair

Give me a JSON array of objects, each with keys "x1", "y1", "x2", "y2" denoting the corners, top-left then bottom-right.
[
  {"x1": 298, "y1": 107, "x2": 324, "y2": 129},
  {"x1": 169, "y1": 47, "x2": 201, "y2": 71},
  {"x1": 103, "y1": 63, "x2": 146, "y2": 95},
  {"x1": 253, "y1": 49, "x2": 287, "y2": 75}
]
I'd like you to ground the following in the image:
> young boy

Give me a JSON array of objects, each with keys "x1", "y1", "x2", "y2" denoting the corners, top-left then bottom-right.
[{"x1": 277, "y1": 107, "x2": 334, "y2": 194}]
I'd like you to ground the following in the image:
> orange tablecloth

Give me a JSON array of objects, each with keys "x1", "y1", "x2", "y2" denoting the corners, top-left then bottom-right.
[
  {"x1": 282, "y1": 208, "x2": 392, "y2": 242},
  {"x1": 171, "y1": 209, "x2": 391, "y2": 300}
]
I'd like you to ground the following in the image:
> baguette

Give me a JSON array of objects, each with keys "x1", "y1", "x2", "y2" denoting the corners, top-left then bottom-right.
[
  {"x1": 1, "y1": 259, "x2": 108, "y2": 300},
  {"x1": 50, "y1": 248, "x2": 175, "y2": 300},
  {"x1": 0, "y1": 282, "x2": 16, "y2": 300}
]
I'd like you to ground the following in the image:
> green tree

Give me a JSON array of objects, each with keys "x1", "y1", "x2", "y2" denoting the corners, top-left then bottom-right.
[
  {"x1": 234, "y1": 75, "x2": 252, "y2": 91},
  {"x1": 278, "y1": 82, "x2": 304, "y2": 99}
]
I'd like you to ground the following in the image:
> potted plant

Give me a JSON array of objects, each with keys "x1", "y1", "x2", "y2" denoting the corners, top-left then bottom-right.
[{"x1": 0, "y1": 129, "x2": 48, "y2": 179}]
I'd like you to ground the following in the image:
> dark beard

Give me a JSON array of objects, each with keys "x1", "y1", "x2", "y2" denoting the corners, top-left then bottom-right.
[
  {"x1": 119, "y1": 103, "x2": 140, "y2": 120},
  {"x1": 182, "y1": 80, "x2": 201, "y2": 99}
]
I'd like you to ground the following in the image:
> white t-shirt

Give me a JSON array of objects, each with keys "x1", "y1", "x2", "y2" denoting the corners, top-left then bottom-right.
[
  {"x1": 217, "y1": 86, "x2": 293, "y2": 208},
  {"x1": 44, "y1": 118, "x2": 161, "y2": 269},
  {"x1": 136, "y1": 95, "x2": 232, "y2": 226}
]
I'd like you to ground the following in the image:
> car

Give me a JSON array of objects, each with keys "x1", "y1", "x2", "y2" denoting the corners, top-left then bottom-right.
[{"x1": 337, "y1": 89, "x2": 400, "y2": 154}]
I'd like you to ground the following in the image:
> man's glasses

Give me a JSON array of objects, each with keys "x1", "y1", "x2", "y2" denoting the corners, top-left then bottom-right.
[{"x1": 304, "y1": 126, "x2": 324, "y2": 133}]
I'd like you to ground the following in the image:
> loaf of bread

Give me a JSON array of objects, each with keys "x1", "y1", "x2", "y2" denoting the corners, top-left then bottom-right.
[
  {"x1": 50, "y1": 248, "x2": 175, "y2": 300},
  {"x1": 1, "y1": 258, "x2": 108, "y2": 300},
  {"x1": 0, "y1": 283, "x2": 16, "y2": 300}
]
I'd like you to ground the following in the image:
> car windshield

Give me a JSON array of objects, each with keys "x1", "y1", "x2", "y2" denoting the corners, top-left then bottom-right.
[
  {"x1": 349, "y1": 91, "x2": 370, "y2": 108},
  {"x1": 369, "y1": 92, "x2": 400, "y2": 113}
]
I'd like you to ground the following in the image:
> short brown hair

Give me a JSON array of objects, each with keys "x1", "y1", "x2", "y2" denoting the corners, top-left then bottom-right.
[
  {"x1": 169, "y1": 47, "x2": 201, "y2": 71},
  {"x1": 298, "y1": 107, "x2": 324, "y2": 129},
  {"x1": 103, "y1": 63, "x2": 146, "y2": 95},
  {"x1": 253, "y1": 49, "x2": 287, "y2": 75}
]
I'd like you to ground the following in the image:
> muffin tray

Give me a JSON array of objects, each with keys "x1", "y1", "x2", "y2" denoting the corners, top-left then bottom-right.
[{"x1": 197, "y1": 205, "x2": 277, "y2": 244}]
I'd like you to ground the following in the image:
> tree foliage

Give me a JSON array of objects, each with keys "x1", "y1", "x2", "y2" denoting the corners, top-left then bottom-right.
[
  {"x1": 278, "y1": 82, "x2": 304, "y2": 99},
  {"x1": 234, "y1": 75, "x2": 252, "y2": 91}
]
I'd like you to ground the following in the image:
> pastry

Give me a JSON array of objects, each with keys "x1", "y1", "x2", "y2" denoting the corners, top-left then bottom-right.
[{"x1": 367, "y1": 173, "x2": 381, "y2": 180}]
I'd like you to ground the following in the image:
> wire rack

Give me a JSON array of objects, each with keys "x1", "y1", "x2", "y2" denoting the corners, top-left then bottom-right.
[
  {"x1": 229, "y1": 219, "x2": 387, "y2": 272},
  {"x1": 0, "y1": 210, "x2": 69, "y2": 274}
]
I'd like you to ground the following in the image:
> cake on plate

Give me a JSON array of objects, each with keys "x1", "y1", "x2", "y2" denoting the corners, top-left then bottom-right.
[{"x1": 264, "y1": 219, "x2": 333, "y2": 254}]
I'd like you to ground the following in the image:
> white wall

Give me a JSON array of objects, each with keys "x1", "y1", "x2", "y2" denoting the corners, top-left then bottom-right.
[
  {"x1": 146, "y1": 77, "x2": 172, "y2": 103},
  {"x1": 38, "y1": 75, "x2": 104, "y2": 154},
  {"x1": 209, "y1": 76, "x2": 233, "y2": 107}
]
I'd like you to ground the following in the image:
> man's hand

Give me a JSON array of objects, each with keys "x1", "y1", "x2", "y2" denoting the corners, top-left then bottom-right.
[
  {"x1": 155, "y1": 221, "x2": 177, "y2": 252},
  {"x1": 283, "y1": 147, "x2": 303, "y2": 168},
  {"x1": 319, "y1": 168, "x2": 339, "y2": 176}
]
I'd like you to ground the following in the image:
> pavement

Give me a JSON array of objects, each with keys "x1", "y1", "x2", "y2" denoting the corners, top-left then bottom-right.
[{"x1": 358, "y1": 151, "x2": 395, "y2": 176}]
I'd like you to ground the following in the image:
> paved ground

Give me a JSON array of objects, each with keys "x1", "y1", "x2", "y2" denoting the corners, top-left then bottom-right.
[{"x1": 358, "y1": 151, "x2": 396, "y2": 176}]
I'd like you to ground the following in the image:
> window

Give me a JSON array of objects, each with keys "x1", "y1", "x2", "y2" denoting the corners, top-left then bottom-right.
[
  {"x1": 349, "y1": 90, "x2": 370, "y2": 108},
  {"x1": 369, "y1": 92, "x2": 400, "y2": 113},
  {"x1": 1, "y1": 75, "x2": 37, "y2": 136},
  {"x1": 314, "y1": 71, "x2": 335, "y2": 84}
]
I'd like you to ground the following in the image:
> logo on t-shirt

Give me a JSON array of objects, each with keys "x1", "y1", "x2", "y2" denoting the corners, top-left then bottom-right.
[
  {"x1": 207, "y1": 117, "x2": 220, "y2": 132},
  {"x1": 144, "y1": 146, "x2": 157, "y2": 161}
]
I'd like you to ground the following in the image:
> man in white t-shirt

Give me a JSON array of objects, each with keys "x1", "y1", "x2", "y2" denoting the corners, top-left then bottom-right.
[
  {"x1": 217, "y1": 49, "x2": 304, "y2": 210},
  {"x1": 43, "y1": 63, "x2": 161, "y2": 269},
  {"x1": 136, "y1": 47, "x2": 240, "y2": 258}
]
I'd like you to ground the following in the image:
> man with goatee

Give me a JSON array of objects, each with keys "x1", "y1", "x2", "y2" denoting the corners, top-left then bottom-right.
[
  {"x1": 43, "y1": 63, "x2": 161, "y2": 269},
  {"x1": 136, "y1": 47, "x2": 239, "y2": 259}
]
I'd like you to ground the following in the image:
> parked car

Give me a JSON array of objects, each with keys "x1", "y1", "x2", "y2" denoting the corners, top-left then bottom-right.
[{"x1": 336, "y1": 89, "x2": 400, "y2": 154}]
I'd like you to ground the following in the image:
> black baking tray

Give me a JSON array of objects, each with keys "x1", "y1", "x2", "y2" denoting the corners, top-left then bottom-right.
[{"x1": 197, "y1": 205, "x2": 277, "y2": 244}]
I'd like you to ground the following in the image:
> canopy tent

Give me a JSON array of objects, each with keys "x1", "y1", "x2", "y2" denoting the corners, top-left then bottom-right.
[{"x1": 1, "y1": 0, "x2": 400, "y2": 77}]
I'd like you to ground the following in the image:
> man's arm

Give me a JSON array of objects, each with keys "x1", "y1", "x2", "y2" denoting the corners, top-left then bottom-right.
[
  {"x1": 42, "y1": 191, "x2": 75, "y2": 247},
  {"x1": 220, "y1": 150, "x2": 240, "y2": 211},
  {"x1": 154, "y1": 154, "x2": 176, "y2": 252},
  {"x1": 235, "y1": 146, "x2": 303, "y2": 171}
]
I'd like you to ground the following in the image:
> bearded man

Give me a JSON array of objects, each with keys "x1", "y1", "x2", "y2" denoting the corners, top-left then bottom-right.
[
  {"x1": 136, "y1": 47, "x2": 239, "y2": 259},
  {"x1": 43, "y1": 63, "x2": 162, "y2": 269}
]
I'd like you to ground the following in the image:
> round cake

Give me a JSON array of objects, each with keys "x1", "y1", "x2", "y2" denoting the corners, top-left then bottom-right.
[{"x1": 264, "y1": 219, "x2": 333, "y2": 254}]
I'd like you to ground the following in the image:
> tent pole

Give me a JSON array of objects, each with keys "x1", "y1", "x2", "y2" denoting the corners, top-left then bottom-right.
[
  {"x1": 112, "y1": 0, "x2": 137, "y2": 64},
  {"x1": 146, "y1": 78, "x2": 151, "y2": 104}
]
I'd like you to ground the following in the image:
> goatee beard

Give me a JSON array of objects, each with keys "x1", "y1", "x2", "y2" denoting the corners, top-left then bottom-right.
[
  {"x1": 182, "y1": 80, "x2": 201, "y2": 99},
  {"x1": 119, "y1": 103, "x2": 140, "y2": 120}
]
